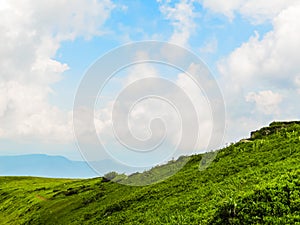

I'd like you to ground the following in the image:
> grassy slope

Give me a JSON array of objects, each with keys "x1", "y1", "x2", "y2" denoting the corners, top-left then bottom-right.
[{"x1": 1, "y1": 122, "x2": 300, "y2": 224}]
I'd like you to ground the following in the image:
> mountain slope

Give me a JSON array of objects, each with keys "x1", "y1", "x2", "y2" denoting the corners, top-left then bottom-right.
[{"x1": 0, "y1": 121, "x2": 300, "y2": 224}]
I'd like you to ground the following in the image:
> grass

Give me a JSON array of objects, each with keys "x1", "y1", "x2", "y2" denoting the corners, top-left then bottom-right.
[{"x1": 1, "y1": 121, "x2": 300, "y2": 224}]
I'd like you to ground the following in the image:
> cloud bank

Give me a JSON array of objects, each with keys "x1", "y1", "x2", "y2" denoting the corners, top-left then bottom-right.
[
  {"x1": 1, "y1": 0, "x2": 299, "y2": 159},
  {"x1": 0, "y1": 0, "x2": 114, "y2": 142}
]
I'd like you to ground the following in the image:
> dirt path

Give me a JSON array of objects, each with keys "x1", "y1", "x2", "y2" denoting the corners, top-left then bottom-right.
[{"x1": 36, "y1": 195, "x2": 47, "y2": 201}]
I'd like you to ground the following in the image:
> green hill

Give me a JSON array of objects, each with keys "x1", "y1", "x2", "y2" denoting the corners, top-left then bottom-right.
[{"x1": 1, "y1": 121, "x2": 300, "y2": 224}]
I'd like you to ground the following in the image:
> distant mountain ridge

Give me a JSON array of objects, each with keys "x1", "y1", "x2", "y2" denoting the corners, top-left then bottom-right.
[
  {"x1": 0, "y1": 154, "x2": 98, "y2": 178},
  {"x1": 0, "y1": 154, "x2": 143, "y2": 178}
]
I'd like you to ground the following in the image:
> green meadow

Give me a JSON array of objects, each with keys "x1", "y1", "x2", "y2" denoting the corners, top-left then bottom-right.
[{"x1": 1, "y1": 121, "x2": 300, "y2": 224}]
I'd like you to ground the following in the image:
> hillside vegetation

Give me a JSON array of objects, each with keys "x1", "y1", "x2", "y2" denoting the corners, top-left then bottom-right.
[{"x1": 1, "y1": 121, "x2": 300, "y2": 224}]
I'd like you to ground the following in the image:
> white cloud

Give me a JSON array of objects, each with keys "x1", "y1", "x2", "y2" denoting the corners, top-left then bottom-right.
[
  {"x1": 219, "y1": 2, "x2": 300, "y2": 95},
  {"x1": 200, "y1": 0, "x2": 299, "y2": 23},
  {"x1": 216, "y1": 2, "x2": 300, "y2": 142},
  {"x1": 94, "y1": 62, "x2": 214, "y2": 159},
  {"x1": 246, "y1": 90, "x2": 283, "y2": 115},
  {"x1": 175, "y1": 71, "x2": 213, "y2": 150},
  {"x1": 200, "y1": 0, "x2": 242, "y2": 19},
  {"x1": 200, "y1": 37, "x2": 218, "y2": 54},
  {"x1": 0, "y1": 0, "x2": 115, "y2": 143},
  {"x1": 122, "y1": 51, "x2": 159, "y2": 86},
  {"x1": 295, "y1": 75, "x2": 300, "y2": 94},
  {"x1": 158, "y1": 0, "x2": 198, "y2": 46},
  {"x1": 239, "y1": 0, "x2": 299, "y2": 23},
  {"x1": 224, "y1": 116, "x2": 263, "y2": 142}
]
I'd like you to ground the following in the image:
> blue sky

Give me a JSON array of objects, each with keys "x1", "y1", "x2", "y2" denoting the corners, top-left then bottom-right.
[
  {"x1": 1, "y1": 0, "x2": 300, "y2": 170},
  {"x1": 51, "y1": 1, "x2": 272, "y2": 109}
]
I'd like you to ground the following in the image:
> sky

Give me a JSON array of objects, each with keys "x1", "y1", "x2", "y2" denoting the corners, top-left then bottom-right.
[{"x1": 0, "y1": 0, "x2": 300, "y2": 168}]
